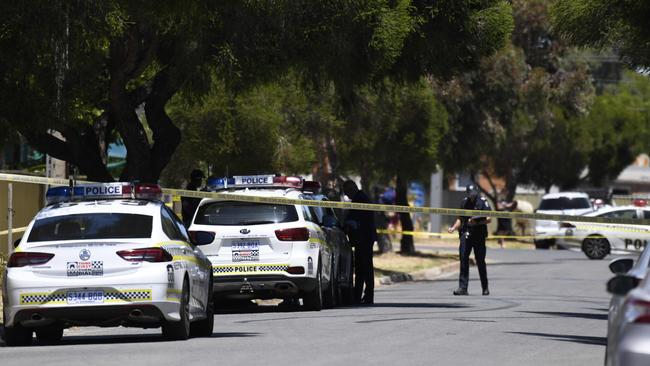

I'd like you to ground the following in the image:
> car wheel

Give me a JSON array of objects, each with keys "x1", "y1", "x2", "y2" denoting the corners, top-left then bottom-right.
[
  {"x1": 191, "y1": 276, "x2": 214, "y2": 338},
  {"x1": 534, "y1": 239, "x2": 553, "y2": 249},
  {"x1": 303, "y1": 261, "x2": 323, "y2": 311},
  {"x1": 323, "y1": 260, "x2": 336, "y2": 309},
  {"x1": 35, "y1": 325, "x2": 63, "y2": 345},
  {"x1": 340, "y1": 255, "x2": 354, "y2": 306},
  {"x1": 2, "y1": 324, "x2": 33, "y2": 347},
  {"x1": 582, "y1": 236, "x2": 610, "y2": 260},
  {"x1": 162, "y1": 277, "x2": 191, "y2": 340}
]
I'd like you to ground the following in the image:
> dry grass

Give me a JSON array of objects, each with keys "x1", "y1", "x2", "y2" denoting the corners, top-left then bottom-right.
[{"x1": 373, "y1": 251, "x2": 457, "y2": 277}]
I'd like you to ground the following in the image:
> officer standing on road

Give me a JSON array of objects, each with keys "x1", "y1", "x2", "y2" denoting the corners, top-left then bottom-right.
[
  {"x1": 181, "y1": 169, "x2": 205, "y2": 228},
  {"x1": 343, "y1": 180, "x2": 377, "y2": 305},
  {"x1": 448, "y1": 184, "x2": 492, "y2": 296}
]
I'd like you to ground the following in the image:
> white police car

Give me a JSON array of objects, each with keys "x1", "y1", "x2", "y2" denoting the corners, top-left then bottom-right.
[
  {"x1": 188, "y1": 175, "x2": 335, "y2": 311},
  {"x1": 1, "y1": 182, "x2": 213, "y2": 346},
  {"x1": 557, "y1": 205, "x2": 650, "y2": 259}
]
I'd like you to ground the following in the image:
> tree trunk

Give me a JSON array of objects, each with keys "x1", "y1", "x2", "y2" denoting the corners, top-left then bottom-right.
[{"x1": 396, "y1": 175, "x2": 415, "y2": 255}]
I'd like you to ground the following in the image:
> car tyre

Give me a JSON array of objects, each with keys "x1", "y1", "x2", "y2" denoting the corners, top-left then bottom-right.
[
  {"x1": 191, "y1": 276, "x2": 214, "y2": 338},
  {"x1": 2, "y1": 325, "x2": 33, "y2": 347},
  {"x1": 534, "y1": 239, "x2": 554, "y2": 249},
  {"x1": 35, "y1": 325, "x2": 63, "y2": 345},
  {"x1": 303, "y1": 261, "x2": 323, "y2": 311},
  {"x1": 582, "y1": 236, "x2": 610, "y2": 260},
  {"x1": 162, "y1": 278, "x2": 191, "y2": 340},
  {"x1": 323, "y1": 260, "x2": 336, "y2": 309}
]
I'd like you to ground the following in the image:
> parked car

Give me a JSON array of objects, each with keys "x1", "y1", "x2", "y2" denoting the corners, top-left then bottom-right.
[
  {"x1": 557, "y1": 205, "x2": 650, "y2": 259},
  {"x1": 606, "y1": 247, "x2": 650, "y2": 365},
  {"x1": 534, "y1": 192, "x2": 593, "y2": 249}
]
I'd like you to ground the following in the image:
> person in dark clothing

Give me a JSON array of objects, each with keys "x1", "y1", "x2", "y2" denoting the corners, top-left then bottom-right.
[
  {"x1": 447, "y1": 184, "x2": 492, "y2": 296},
  {"x1": 343, "y1": 180, "x2": 377, "y2": 305},
  {"x1": 181, "y1": 169, "x2": 205, "y2": 228}
]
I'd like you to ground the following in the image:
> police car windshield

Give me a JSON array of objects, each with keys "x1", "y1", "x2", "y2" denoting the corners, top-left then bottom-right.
[
  {"x1": 194, "y1": 201, "x2": 298, "y2": 226},
  {"x1": 27, "y1": 213, "x2": 153, "y2": 242},
  {"x1": 538, "y1": 197, "x2": 591, "y2": 210}
]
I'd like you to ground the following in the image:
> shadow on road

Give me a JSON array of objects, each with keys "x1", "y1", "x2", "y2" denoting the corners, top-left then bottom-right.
[
  {"x1": 519, "y1": 311, "x2": 608, "y2": 321},
  {"x1": 366, "y1": 302, "x2": 471, "y2": 309},
  {"x1": 0, "y1": 331, "x2": 260, "y2": 348},
  {"x1": 508, "y1": 331, "x2": 606, "y2": 346}
]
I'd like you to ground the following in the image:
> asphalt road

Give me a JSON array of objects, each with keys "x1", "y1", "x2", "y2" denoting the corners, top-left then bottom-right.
[{"x1": 1, "y1": 248, "x2": 613, "y2": 366}]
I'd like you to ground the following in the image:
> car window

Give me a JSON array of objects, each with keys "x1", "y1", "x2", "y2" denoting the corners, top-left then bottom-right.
[
  {"x1": 161, "y1": 207, "x2": 185, "y2": 240},
  {"x1": 164, "y1": 206, "x2": 189, "y2": 241},
  {"x1": 28, "y1": 213, "x2": 152, "y2": 242},
  {"x1": 194, "y1": 201, "x2": 299, "y2": 226},
  {"x1": 598, "y1": 210, "x2": 638, "y2": 219},
  {"x1": 644, "y1": 210, "x2": 650, "y2": 220},
  {"x1": 309, "y1": 205, "x2": 324, "y2": 224},
  {"x1": 538, "y1": 197, "x2": 591, "y2": 210}
]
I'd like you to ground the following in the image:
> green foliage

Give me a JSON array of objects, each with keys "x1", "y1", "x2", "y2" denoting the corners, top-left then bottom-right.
[
  {"x1": 551, "y1": 0, "x2": 650, "y2": 68},
  {"x1": 582, "y1": 71, "x2": 650, "y2": 186},
  {"x1": 337, "y1": 79, "x2": 448, "y2": 185},
  {"x1": 162, "y1": 75, "x2": 334, "y2": 186}
]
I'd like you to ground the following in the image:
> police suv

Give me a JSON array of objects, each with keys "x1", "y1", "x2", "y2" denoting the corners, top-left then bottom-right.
[
  {"x1": 2, "y1": 182, "x2": 213, "y2": 346},
  {"x1": 188, "y1": 175, "x2": 337, "y2": 311}
]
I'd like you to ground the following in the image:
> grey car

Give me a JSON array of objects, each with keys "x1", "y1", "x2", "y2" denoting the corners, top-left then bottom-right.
[{"x1": 606, "y1": 245, "x2": 650, "y2": 365}]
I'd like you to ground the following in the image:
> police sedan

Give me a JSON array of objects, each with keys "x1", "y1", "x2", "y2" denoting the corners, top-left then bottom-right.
[
  {"x1": 556, "y1": 205, "x2": 650, "y2": 259},
  {"x1": 188, "y1": 175, "x2": 335, "y2": 311},
  {"x1": 1, "y1": 183, "x2": 213, "y2": 346}
]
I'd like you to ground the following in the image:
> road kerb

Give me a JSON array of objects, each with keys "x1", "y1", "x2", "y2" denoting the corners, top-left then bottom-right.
[{"x1": 376, "y1": 260, "x2": 463, "y2": 286}]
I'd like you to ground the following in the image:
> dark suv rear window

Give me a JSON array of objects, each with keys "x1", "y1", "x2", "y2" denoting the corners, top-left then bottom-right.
[
  {"x1": 28, "y1": 213, "x2": 153, "y2": 242},
  {"x1": 194, "y1": 201, "x2": 298, "y2": 226},
  {"x1": 538, "y1": 197, "x2": 591, "y2": 210}
]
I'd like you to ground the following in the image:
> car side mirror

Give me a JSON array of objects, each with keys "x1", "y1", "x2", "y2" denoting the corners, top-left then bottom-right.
[
  {"x1": 609, "y1": 258, "x2": 634, "y2": 274},
  {"x1": 13, "y1": 238, "x2": 21, "y2": 248},
  {"x1": 607, "y1": 275, "x2": 639, "y2": 296},
  {"x1": 188, "y1": 230, "x2": 215, "y2": 246},
  {"x1": 322, "y1": 215, "x2": 338, "y2": 228}
]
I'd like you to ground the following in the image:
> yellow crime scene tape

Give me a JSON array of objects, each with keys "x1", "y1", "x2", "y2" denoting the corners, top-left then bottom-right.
[
  {"x1": 376, "y1": 229, "x2": 574, "y2": 240},
  {"x1": 2, "y1": 172, "x2": 650, "y2": 226}
]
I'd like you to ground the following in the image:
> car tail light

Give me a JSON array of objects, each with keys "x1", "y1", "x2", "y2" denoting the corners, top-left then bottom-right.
[
  {"x1": 275, "y1": 228, "x2": 310, "y2": 241},
  {"x1": 188, "y1": 230, "x2": 216, "y2": 245},
  {"x1": 625, "y1": 298, "x2": 650, "y2": 323},
  {"x1": 286, "y1": 266, "x2": 305, "y2": 274},
  {"x1": 8, "y1": 252, "x2": 55, "y2": 267},
  {"x1": 560, "y1": 222, "x2": 575, "y2": 228},
  {"x1": 117, "y1": 248, "x2": 172, "y2": 262}
]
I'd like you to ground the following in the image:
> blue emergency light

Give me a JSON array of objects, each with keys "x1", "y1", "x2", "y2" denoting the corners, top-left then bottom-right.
[
  {"x1": 45, "y1": 182, "x2": 163, "y2": 205},
  {"x1": 205, "y1": 175, "x2": 303, "y2": 191}
]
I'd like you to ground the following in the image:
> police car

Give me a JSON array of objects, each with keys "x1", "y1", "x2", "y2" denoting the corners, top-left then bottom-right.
[
  {"x1": 556, "y1": 205, "x2": 650, "y2": 259},
  {"x1": 1, "y1": 182, "x2": 213, "y2": 346},
  {"x1": 188, "y1": 175, "x2": 336, "y2": 311}
]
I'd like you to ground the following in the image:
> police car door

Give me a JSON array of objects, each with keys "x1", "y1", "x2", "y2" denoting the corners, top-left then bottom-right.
[
  {"x1": 301, "y1": 203, "x2": 331, "y2": 282},
  {"x1": 160, "y1": 206, "x2": 208, "y2": 314}
]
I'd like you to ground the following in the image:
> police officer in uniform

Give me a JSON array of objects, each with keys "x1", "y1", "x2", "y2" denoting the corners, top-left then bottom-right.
[
  {"x1": 448, "y1": 184, "x2": 491, "y2": 296},
  {"x1": 343, "y1": 180, "x2": 377, "y2": 305},
  {"x1": 181, "y1": 169, "x2": 205, "y2": 228}
]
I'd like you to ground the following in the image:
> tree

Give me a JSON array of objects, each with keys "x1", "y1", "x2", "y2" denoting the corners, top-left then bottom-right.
[
  {"x1": 0, "y1": 0, "x2": 514, "y2": 183},
  {"x1": 552, "y1": 0, "x2": 650, "y2": 69},
  {"x1": 337, "y1": 79, "x2": 448, "y2": 254},
  {"x1": 436, "y1": 0, "x2": 596, "y2": 202}
]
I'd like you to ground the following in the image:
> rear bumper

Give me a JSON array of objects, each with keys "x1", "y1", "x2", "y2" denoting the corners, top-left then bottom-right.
[
  {"x1": 615, "y1": 324, "x2": 650, "y2": 366},
  {"x1": 214, "y1": 275, "x2": 318, "y2": 300},
  {"x1": 10, "y1": 304, "x2": 167, "y2": 329},
  {"x1": 3, "y1": 267, "x2": 183, "y2": 328}
]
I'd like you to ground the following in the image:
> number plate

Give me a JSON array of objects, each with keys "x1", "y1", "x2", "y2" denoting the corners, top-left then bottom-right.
[
  {"x1": 66, "y1": 290, "x2": 104, "y2": 305},
  {"x1": 232, "y1": 240, "x2": 260, "y2": 262}
]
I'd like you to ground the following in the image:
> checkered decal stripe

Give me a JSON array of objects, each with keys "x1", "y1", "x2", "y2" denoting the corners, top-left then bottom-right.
[
  {"x1": 105, "y1": 290, "x2": 152, "y2": 302},
  {"x1": 212, "y1": 264, "x2": 289, "y2": 275},
  {"x1": 20, "y1": 293, "x2": 66, "y2": 305},
  {"x1": 19, "y1": 289, "x2": 152, "y2": 305}
]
